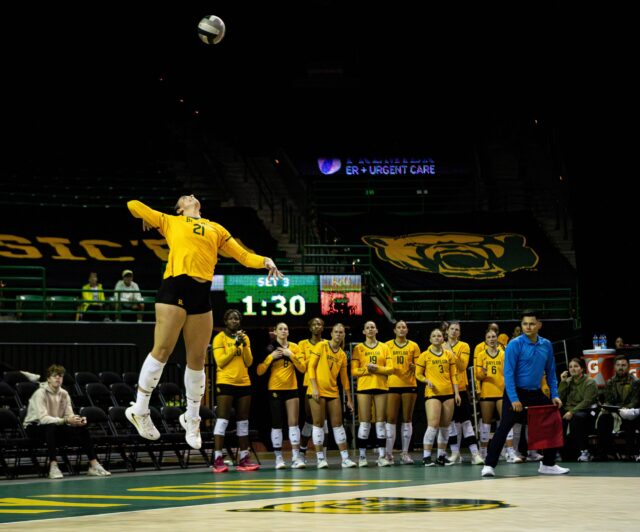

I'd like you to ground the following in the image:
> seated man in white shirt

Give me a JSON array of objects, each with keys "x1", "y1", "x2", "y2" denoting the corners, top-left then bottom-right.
[{"x1": 114, "y1": 269, "x2": 145, "y2": 322}]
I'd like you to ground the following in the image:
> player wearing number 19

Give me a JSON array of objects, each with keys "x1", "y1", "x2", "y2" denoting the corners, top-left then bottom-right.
[
  {"x1": 125, "y1": 196, "x2": 282, "y2": 450},
  {"x1": 257, "y1": 322, "x2": 306, "y2": 469}
]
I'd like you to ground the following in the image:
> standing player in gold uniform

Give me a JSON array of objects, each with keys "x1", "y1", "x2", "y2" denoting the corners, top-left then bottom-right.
[
  {"x1": 351, "y1": 321, "x2": 393, "y2": 467},
  {"x1": 211, "y1": 309, "x2": 259, "y2": 473},
  {"x1": 475, "y1": 329, "x2": 520, "y2": 462},
  {"x1": 308, "y1": 323, "x2": 357, "y2": 469},
  {"x1": 416, "y1": 328, "x2": 460, "y2": 466},
  {"x1": 257, "y1": 322, "x2": 306, "y2": 469},
  {"x1": 444, "y1": 321, "x2": 484, "y2": 465},
  {"x1": 298, "y1": 317, "x2": 325, "y2": 462},
  {"x1": 125, "y1": 196, "x2": 281, "y2": 449},
  {"x1": 384, "y1": 320, "x2": 420, "y2": 464}
]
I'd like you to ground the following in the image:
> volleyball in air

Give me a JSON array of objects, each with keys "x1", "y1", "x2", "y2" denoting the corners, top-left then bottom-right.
[{"x1": 197, "y1": 15, "x2": 226, "y2": 45}]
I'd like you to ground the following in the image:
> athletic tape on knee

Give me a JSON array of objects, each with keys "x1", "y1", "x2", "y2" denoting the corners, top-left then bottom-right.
[
  {"x1": 333, "y1": 425, "x2": 347, "y2": 445},
  {"x1": 423, "y1": 426, "x2": 438, "y2": 446},
  {"x1": 438, "y1": 426, "x2": 450, "y2": 446},
  {"x1": 462, "y1": 420, "x2": 475, "y2": 438},
  {"x1": 214, "y1": 418, "x2": 229, "y2": 437},
  {"x1": 312, "y1": 425, "x2": 325, "y2": 446},
  {"x1": 236, "y1": 419, "x2": 249, "y2": 437},
  {"x1": 289, "y1": 426, "x2": 301, "y2": 446},
  {"x1": 480, "y1": 423, "x2": 491, "y2": 443},
  {"x1": 139, "y1": 354, "x2": 166, "y2": 392},
  {"x1": 358, "y1": 421, "x2": 371, "y2": 440},
  {"x1": 323, "y1": 419, "x2": 329, "y2": 434},
  {"x1": 375, "y1": 422, "x2": 386, "y2": 440},
  {"x1": 301, "y1": 422, "x2": 313, "y2": 438},
  {"x1": 271, "y1": 428, "x2": 283, "y2": 449}
]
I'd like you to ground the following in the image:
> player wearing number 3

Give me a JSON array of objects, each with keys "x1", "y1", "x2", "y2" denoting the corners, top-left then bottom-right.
[{"x1": 125, "y1": 196, "x2": 282, "y2": 450}]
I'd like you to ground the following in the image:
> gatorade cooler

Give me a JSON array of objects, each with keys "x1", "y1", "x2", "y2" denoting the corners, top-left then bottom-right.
[{"x1": 582, "y1": 349, "x2": 616, "y2": 388}]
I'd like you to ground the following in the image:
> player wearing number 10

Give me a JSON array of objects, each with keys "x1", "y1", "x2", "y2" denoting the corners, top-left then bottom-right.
[{"x1": 125, "y1": 196, "x2": 282, "y2": 450}]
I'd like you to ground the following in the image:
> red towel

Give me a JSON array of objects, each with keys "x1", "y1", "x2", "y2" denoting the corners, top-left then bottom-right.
[{"x1": 527, "y1": 405, "x2": 564, "y2": 449}]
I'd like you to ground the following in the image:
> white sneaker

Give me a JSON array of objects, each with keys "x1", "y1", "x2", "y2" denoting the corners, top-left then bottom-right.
[
  {"x1": 385, "y1": 453, "x2": 395, "y2": 464},
  {"x1": 471, "y1": 453, "x2": 485, "y2": 465},
  {"x1": 527, "y1": 450, "x2": 543, "y2": 461},
  {"x1": 291, "y1": 458, "x2": 306, "y2": 469},
  {"x1": 448, "y1": 451, "x2": 461, "y2": 464},
  {"x1": 179, "y1": 413, "x2": 202, "y2": 450},
  {"x1": 577, "y1": 451, "x2": 591, "y2": 462},
  {"x1": 49, "y1": 463, "x2": 63, "y2": 479},
  {"x1": 506, "y1": 449, "x2": 523, "y2": 463},
  {"x1": 401, "y1": 453, "x2": 414, "y2": 465},
  {"x1": 317, "y1": 459, "x2": 329, "y2": 469},
  {"x1": 538, "y1": 463, "x2": 570, "y2": 475},
  {"x1": 377, "y1": 456, "x2": 392, "y2": 467},
  {"x1": 125, "y1": 406, "x2": 160, "y2": 440},
  {"x1": 341, "y1": 458, "x2": 357, "y2": 468},
  {"x1": 275, "y1": 457, "x2": 287, "y2": 470},
  {"x1": 87, "y1": 463, "x2": 111, "y2": 477},
  {"x1": 358, "y1": 457, "x2": 368, "y2": 468},
  {"x1": 481, "y1": 465, "x2": 495, "y2": 477}
]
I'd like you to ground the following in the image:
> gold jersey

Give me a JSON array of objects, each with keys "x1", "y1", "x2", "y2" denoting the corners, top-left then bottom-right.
[
  {"x1": 448, "y1": 340, "x2": 471, "y2": 391},
  {"x1": 212, "y1": 331, "x2": 252, "y2": 386},
  {"x1": 351, "y1": 341, "x2": 393, "y2": 392},
  {"x1": 384, "y1": 339, "x2": 421, "y2": 388},
  {"x1": 298, "y1": 338, "x2": 323, "y2": 387},
  {"x1": 307, "y1": 340, "x2": 350, "y2": 398},
  {"x1": 256, "y1": 341, "x2": 305, "y2": 391},
  {"x1": 416, "y1": 347, "x2": 458, "y2": 398},
  {"x1": 127, "y1": 200, "x2": 264, "y2": 280},
  {"x1": 474, "y1": 347, "x2": 505, "y2": 398}
]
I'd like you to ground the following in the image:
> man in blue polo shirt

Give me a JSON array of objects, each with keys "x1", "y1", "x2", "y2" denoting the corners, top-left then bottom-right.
[{"x1": 482, "y1": 310, "x2": 570, "y2": 477}]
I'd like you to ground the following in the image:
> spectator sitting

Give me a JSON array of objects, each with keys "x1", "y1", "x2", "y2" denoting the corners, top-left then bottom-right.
[
  {"x1": 558, "y1": 358, "x2": 598, "y2": 462},
  {"x1": 78, "y1": 272, "x2": 106, "y2": 321},
  {"x1": 595, "y1": 355, "x2": 640, "y2": 461},
  {"x1": 23, "y1": 364, "x2": 111, "y2": 478},
  {"x1": 615, "y1": 337, "x2": 625, "y2": 349},
  {"x1": 114, "y1": 269, "x2": 144, "y2": 322}
]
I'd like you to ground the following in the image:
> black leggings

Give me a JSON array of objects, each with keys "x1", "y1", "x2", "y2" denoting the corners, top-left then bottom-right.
[{"x1": 27, "y1": 424, "x2": 96, "y2": 461}]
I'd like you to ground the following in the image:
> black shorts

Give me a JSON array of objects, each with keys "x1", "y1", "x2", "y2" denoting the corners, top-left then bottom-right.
[
  {"x1": 270, "y1": 389, "x2": 299, "y2": 401},
  {"x1": 389, "y1": 387, "x2": 417, "y2": 395},
  {"x1": 307, "y1": 395, "x2": 339, "y2": 402},
  {"x1": 427, "y1": 394, "x2": 454, "y2": 403},
  {"x1": 357, "y1": 388, "x2": 387, "y2": 395},
  {"x1": 453, "y1": 390, "x2": 472, "y2": 422},
  {"x1": 216, "y1": 384, "x2": 252, "y2": 398},
  {"x1": 480, "y1": 396, "x2": 502, "y2": 402},
  {"x1": 156, "y1": 274, "x2": 212, "y2": 315}
]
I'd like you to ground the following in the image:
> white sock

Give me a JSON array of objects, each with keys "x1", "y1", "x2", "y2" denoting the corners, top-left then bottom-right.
[
  {"x1": 133, "y1": 354, "x2": 165, "y2": 415},
  {"x1": 184, "y1": 367, "x2": 205, "y2": 420},
  {"x1": 385, "y1": 423, "x2": 396, "y2": 455},
  {"x1": 401, "y1": 422, "x2": 413, "y2": 453},
  {"x1": 340, "y1": 449, "x2": 349, "y2": 460}
]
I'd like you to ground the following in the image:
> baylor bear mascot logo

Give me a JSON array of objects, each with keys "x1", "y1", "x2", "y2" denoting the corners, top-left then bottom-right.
[{"x1": 362, "y1": 232, "x2": 538, "y2": 279}]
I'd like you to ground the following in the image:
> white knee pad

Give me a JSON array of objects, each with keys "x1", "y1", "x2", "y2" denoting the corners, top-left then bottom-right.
[
  {"x1": 357, "y1": 422, "x2": 371, "y2": 440},
  {"x1": 462, "y1": 420, "x2": 475, "y2": 438},
  {"x1": 480, "y1": 422, "x2": 491, "y2": 443},
  {"x1": 289, "y1": 426, "x2": 301, "y2": 446},
  {"x1": 301, "y1": 422, "x2": 313, "y2": 438},
  {"x1": 214, "y1": 418, "x2": 229, "y2": 437},
  {"x1": 375, "y1": 422, "x2": 386, "y2": 440},
  {"x1": 271, "y1": 428, "x2": 283, "y2": 449},
  {"x1": 236, "y1": 419, "x2": 249, "y2": 437},
  {"x1": 423, "y1": 426, "x2": 438, "y2": 446},
  {"x1": 333, "y1": 425, "x2": 347, "y2": 445},
  {"x1": 437, "y1": 426, "x2": 450, "y2": 446},
  {"x1": 312, "y1": 425, "x2": 325, "y2": 446}
]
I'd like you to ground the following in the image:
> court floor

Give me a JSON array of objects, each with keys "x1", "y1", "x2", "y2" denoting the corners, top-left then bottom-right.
[{"x1": 0, "y1": 457, "x2": 636, "y2": 531}]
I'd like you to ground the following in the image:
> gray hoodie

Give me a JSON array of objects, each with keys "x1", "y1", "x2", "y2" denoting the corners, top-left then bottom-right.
[{"x1": 23, "y1": 381, "x2": 74, "y2": 427}]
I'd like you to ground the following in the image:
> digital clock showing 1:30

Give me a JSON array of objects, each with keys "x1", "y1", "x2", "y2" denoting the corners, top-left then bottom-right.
[{"x1": 212, "y1": 275, "x2": 319, "y2": 318}]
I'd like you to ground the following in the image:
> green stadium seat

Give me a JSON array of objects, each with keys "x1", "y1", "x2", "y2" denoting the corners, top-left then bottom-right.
[
  {"x1": 16, "y1": 295, "x2": 46, "y2": 320},
  {"x1": 46, "y1": 295, "x2": 78, "y2": 321}
]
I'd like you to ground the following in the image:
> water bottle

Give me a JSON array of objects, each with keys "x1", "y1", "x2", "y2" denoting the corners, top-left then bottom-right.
[
  {"x1": 592, "y1": 334, "x2": 599, "y2": 349},
  {"x1": 600, "y1": 334, "x2": 607, "y2": 349}
]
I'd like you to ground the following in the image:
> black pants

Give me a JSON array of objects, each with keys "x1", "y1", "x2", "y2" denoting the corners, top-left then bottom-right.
[
  {"x1": 562, "y1": 410, "x2": 595, "y2": 457},
  {"x1": 26, "y1": 423, "x2": 96, "y2": 462},
  {"x1": 596, "y1": 412, "x2": 638, "y2": 456},
  {"x1": 485, "y1": 388, "x2": 557, "y2": 468}
]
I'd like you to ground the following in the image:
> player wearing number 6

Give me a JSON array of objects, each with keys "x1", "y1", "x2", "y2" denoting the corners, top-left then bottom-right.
[
  {"x1": 125, "y1": 196, "x2": 282, "y2": 450},
  {"x1": 257, "y1": 322, "x2": 306, "y2": 470}
]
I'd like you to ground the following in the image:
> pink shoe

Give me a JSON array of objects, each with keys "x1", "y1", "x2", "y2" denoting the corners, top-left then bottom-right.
[
  {"x1": 236, "y1": 456, "x2": 260, "y2": 472},
  {"x1": 211, "y1": 456, "x2": 229, "y2": 473}
]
